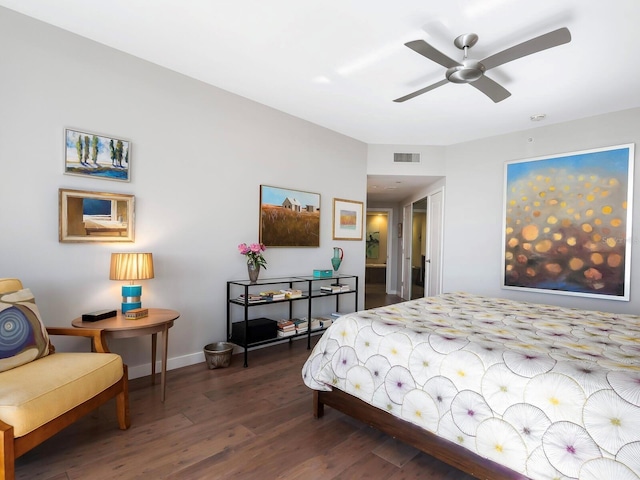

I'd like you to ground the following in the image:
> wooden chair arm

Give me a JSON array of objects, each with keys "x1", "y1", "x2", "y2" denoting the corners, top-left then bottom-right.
[{"x1": 46, "y1": 327, "x2": 111, "y2": 353}]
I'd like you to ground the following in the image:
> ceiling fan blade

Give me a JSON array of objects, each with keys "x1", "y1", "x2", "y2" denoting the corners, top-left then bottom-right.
[
  {"x1": 481, "y1": 27, "x2": 571, "y2": 70},
  {"x1": 404, "y1": 40, "x2": 460, "y2": 69},
  {"x1": 393, "y1": 79, "x2": 449, "y2": 103},
  {"x1": 469, "y1": 76, "x2": 511, "y2": 103}
]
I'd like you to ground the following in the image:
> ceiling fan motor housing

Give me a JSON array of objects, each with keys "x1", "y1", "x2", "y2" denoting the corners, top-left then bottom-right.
[{"x1": 446, "y1": 60, "x2": 486, "y2": 83}]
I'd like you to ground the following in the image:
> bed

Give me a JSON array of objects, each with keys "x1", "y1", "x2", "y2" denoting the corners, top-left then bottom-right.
[{"x1": 302, "y1": 292, "x2": 640, "y2": 480}]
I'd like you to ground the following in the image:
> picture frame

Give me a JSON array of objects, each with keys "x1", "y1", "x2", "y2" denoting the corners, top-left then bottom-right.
[
  {"x1": 333, "y1": 198, "x2": 364, "y2": 240},
  {"x1": 64, "y1": 128, "x2": 131, "y2": 182},
  {"x1": 502, "y1": 143, "x2": 634, "y2": 300},
  {"x1": 59, "y1": 188, "x2": 135, "y2": 243},
  {"x1": 259, "y1": 185, "x2": 320, "y2": 247}
]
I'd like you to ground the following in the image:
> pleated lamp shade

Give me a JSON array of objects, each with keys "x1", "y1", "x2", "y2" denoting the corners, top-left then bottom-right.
[{"x1": 109, "y1": 253, "x2": 154, "y2": 313}]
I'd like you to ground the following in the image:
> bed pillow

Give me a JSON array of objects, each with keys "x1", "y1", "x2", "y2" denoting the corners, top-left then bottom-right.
[{"x1": 0, "y1": 288, "x2": 50, "y2": 373}]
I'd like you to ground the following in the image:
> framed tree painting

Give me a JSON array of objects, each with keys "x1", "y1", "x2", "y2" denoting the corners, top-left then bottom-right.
[
  {"x1": 259, "y1": 185, "x2": 320, "y2": 247},
  {"x1": 333, "y1": 198, "x2": 364, "y2": 240},
  {"x1": 64, "y1": 128, "x2": 131, "y2": 182},
  {"x1": 502, "y1": 143, "x2": 634, "y2": 300}
]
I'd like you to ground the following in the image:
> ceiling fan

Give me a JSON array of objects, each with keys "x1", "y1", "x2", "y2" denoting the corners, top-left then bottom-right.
[{"x1": 394, "y1": 27, "x2": 571, "y2": 103}]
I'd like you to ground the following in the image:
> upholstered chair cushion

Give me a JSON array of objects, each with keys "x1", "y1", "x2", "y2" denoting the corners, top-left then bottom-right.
[
  {"x1": 0, "y1": 288, "x2": 50, "y2": 373},
  {"x1": 0, "y1": 352, "x2": 124, "y2": 437}
]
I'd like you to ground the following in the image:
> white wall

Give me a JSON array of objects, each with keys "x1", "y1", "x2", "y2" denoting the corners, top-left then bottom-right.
[
  {"x1": 443, "y1": 107, "x2": 640, "y2": 313},
  {"x1": 367, "y1": 144, "x2": 446, "y2": 175},
  {"x1": 0, "y1": 8, "x2": 367, "y2": 377}
]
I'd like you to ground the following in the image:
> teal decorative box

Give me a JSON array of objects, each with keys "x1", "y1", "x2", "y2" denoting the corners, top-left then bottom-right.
[{"x1": 313, "y1": 269, "x2": 333, "y2": 278}]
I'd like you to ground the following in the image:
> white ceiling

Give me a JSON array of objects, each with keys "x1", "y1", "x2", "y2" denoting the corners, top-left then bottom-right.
[{"x1": 3, "y1": 0, "x2": 639, "y2": 202}]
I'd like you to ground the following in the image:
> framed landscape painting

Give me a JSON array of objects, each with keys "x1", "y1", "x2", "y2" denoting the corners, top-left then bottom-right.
[
  {"x1": 333, "y1": 198, "x2": 364, "y2": 240},
  {"x1": 502, "y1": 143, "x2": 634, "y2": 300},
  {"x1": 259, "y1": 185, "x2": 320, "y2": 247},
  {"x1": 64, "y1": 128, "x2": 131, "y2": 182}
]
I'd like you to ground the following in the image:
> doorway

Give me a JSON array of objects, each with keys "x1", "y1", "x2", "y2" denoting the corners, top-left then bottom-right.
[
  {"x1": 364, "y1": 209, "x2": 396, "y2": 308},
  {"x1": 401, "y1": 188, "x2": 445, "y2": 300}
]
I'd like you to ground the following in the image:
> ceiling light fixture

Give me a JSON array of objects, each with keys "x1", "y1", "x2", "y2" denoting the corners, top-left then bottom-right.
[{"x1": 530, "y1": 113, "x2": 546, "y2": 121}]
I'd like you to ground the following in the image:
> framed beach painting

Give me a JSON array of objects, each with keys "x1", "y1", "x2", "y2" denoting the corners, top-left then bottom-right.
[
  {"x1": 59, "y1": 188, "x2": 135, "y2": 243},
  {"x1": 64, "y1": 128, "x2": 131, "y2": 182},
  {"x1": 259, "y1": 185, "x2": 320, "y2": 247},
  {"x1": 333, "y1": 198, "x2": 364, "y2": 240},
  {"x1": 502, "y1": 143, "x2": 634, "y2": 300}
]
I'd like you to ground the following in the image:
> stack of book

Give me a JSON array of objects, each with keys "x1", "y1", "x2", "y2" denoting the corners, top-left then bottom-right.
[
  {"x1": 320, "y1": 283, "x2": 350, "y2": 293},
  {"x1": 292, "y1": 318, "x2": 308, "y2": 334},
  {"x1": 310, "y1": 318, "x2": 321, "y2": 330},
  {"x1": 314, "y1": 316, "x2": 334, "y2": 328},
  {"x1": 276, "y1": 319, "x2": 296, "y2": 337},
  {"x1": 260, "y1": 290, "x2": 286, "y2": 301},
  {"x1": 281, "y1": 289, "x2": 303, "y2": 299},
  {"x1": 236, "y1": 294, "x2": 265, "y2": 304}
]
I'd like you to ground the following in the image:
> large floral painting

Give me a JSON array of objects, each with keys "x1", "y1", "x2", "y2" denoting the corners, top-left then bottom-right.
[{"x1": 502, "y1": 144, "x2": 634, "y2": 300}]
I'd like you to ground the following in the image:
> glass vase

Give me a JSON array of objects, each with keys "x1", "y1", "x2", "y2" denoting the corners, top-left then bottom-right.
[
  {"x1": 331, "y1": 247, "x2": 344, "y2": 273},
  {"x1": 247, "y1": 263, "x2": 260, "y2": 284}
]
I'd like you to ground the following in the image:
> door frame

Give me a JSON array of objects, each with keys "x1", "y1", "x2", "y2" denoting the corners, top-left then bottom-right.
[
  {"x1": 425, "y1": 187, "x2": 445, "y2": 296},
  {"x1": 365, "y1": 208, "x2": 393, "y2": 294},
  {"x1": 401, "y1": 203, "x2": 412, "y2": 300}
]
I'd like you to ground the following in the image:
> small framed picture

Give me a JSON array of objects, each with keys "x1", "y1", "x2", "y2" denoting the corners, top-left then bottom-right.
[
  {"x1": 64, "y1": 128, "x2": 131, "y2": 182},
  {"x1": 332, "y1": 198, "x2": 364, "y2": 240},
  {"x1": 59, "y1": 188, "x2": 135, "y2": 243}
]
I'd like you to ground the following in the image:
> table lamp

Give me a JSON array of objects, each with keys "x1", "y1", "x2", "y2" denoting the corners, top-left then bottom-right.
[{"x1": 109, "y1": 252, "x2": 154, "y2": 313}]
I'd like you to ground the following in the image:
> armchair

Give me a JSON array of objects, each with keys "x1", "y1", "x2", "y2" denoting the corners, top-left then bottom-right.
[{"x1": 0, "y1": 278, "x2": 130, "y2": 480}]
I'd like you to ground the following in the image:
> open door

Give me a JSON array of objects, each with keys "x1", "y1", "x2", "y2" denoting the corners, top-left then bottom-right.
[
  {"x1": 425, "y1": 188, "x2": 444, "y2": 296},
  {"x1": 401, "y1": 203, "x2": 412, "y2": 300},
  {"x1": 402, "y1": 189, "x2": 445, "y2": 300}
]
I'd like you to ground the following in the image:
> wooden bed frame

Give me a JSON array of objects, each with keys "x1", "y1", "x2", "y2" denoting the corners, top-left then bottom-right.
[{"x1": 313, "y1": 389, "x2": 531, "y2": 480}]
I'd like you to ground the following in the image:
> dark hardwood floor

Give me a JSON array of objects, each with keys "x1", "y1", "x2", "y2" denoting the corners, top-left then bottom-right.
[
  {"x1": 15, "y1": 293, "x2": 475, "y2": 480},
  {"x1": 364, "y1": 283, "x2": 403, "y2": 309}
]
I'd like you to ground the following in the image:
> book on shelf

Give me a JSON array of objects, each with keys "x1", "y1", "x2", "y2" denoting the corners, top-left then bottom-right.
[
  {"x1": 292, "y1": 317, "x2": 308, "y2": 333},
  {"x1": 310, "y1": 318, "x2": 321, "y2": 330},
  {"x1": 320, "y1": 283, "x2": 349, "y2": 293},
  {"x1": 311, "y1": 315, "x2": 333, "y2": 330},
  {"x1": 236, "y1": 294, "x2": 266, "y2": 303},
  {"x1": 279, "y1": 288, "x2": 303, "y2": 299},
  {"x1": 277, "y1": 319, "x2": 296, "y2": 333},
  {"x1": 277, "y1": 329, "x2": 296, "y2": 337},
  {"x1": 320, "y1": 285, "x2": 342, "y2": 293},
  {"x1": 314, "y1": 316, "x2": 334, "y2": 328},
  {"x1": 259, "y1": 290, "x2": 286, "y2": 301}
]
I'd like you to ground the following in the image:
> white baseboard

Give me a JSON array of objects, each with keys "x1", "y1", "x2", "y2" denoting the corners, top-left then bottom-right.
[
  {"x1": 127, "y1": 336, "x2": 318, "y2": 379},
  {"x1": 127, "y1": 350, "x2": 205, "y2": 379}
]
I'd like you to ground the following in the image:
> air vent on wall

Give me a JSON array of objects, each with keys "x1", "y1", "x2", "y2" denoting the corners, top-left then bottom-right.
[{"x1": 394, "y1": 153, "x2": 421, "y2": 163}]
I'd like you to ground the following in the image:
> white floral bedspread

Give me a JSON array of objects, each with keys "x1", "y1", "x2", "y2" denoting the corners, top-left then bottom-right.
[{"x1": 301, "y1": 292, "x2": 640, "y2": 480}]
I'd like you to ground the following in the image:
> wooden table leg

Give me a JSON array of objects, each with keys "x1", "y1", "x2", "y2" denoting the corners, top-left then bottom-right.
[
  {"x1": 161, "y1": 325, "x2": 169, "y2": 402},
  {"x1": 151, "y1": 332, "x2": 157, "y2": 385}
]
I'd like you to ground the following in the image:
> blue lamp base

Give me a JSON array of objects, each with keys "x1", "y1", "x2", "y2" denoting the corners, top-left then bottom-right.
[{"x1": 121, "y1": 284, "x2": 142, "y2": 313}]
